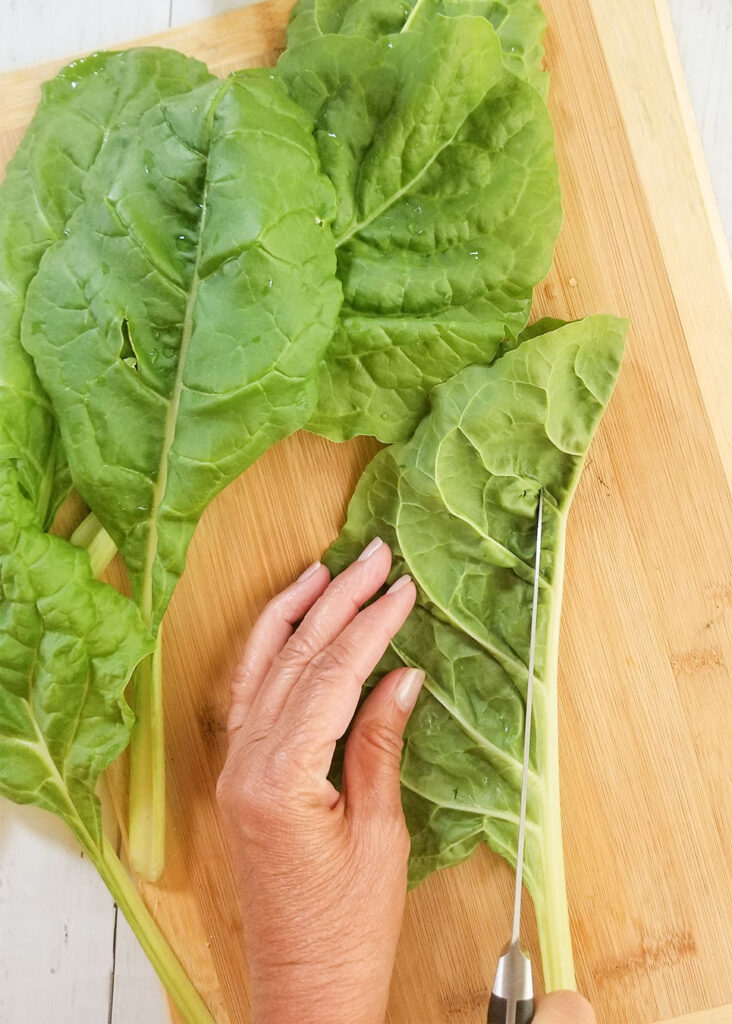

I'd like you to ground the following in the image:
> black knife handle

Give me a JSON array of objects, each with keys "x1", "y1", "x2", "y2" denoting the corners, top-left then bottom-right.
[{"x1": 487, "y1": 994, "x2": 534, "y2": 1023}]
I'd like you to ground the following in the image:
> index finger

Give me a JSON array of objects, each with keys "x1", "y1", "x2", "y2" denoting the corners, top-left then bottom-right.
[
  {"x1": 227, "y1": 561, "x2": 331, "y2": 739},
  {"x1": 271, "y1": 573, "x2": 417, "y2": 776},
  {"x1": 247, "y1": 536, "x2": 393, "y2": 732}
]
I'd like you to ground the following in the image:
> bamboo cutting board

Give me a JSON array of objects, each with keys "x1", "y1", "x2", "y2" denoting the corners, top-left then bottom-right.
[{"x1": 1, "y1": 1, "x2": 731, "y2": 1023}]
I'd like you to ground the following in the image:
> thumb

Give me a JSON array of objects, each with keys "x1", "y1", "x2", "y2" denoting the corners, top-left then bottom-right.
[
  {"x1": 342, "y1": 667, "x2": 425, "y2": 819},
  {"x1": 534, "y1": 992, "x2": 596, "y2": 1024}
]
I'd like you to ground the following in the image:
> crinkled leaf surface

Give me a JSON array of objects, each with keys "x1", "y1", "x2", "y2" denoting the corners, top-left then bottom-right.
[
  {"x1": 22, "y1": 69, "x2": 342, "y2": 630},
  {"x1": 326, "y1": 316, "x2": 626, "y2": 988},
  {"x1": 287, "y1": 0, "x2": 548, "y2": 95},
  {"x1": 0, "y1": 464, "x2": 152, "y2": 846},
  {"x1": 278, "y1": 14, "x2": 561, "y2": 443},
  {"x1": 0, "y1": 48, "x2": 212, "y2": 527},
  {"x1": 0, "y1": 465, "x2": 216, "y2": 1021}
]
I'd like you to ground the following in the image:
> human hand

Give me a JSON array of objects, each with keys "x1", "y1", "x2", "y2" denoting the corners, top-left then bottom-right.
[
  {"x1": 535, "y1": 991, "x2": 596, "y2": 1022},
  {"x1": 217, "y1": 539, "x2": 598, "y2": 1024},
  {"x1": 216, "y1": 537, "x2": 422, "y2": 1024}
]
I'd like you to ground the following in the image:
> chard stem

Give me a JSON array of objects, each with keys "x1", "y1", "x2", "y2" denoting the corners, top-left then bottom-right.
[
  {"x1": 534, "y1": 512, "x2": 576, "y2": 991},
  {"x1": 90, "y1": 834, "x2": 214, "y2": 1023},
  {"x1": 128, "y1": 626, "x2": 166, "y2": 881},
  {"x1": 534, "y1": 785, "x2": 575, "y2": 991},
  {"x1": 70, "y1": 511, "x2": 118, "y2": 577}
]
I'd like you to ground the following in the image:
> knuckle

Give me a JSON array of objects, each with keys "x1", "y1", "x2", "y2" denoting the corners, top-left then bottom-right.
[
  {"x1": 215, "y1": 768, "x2": 232, "y2": 810},
  {"x1": 267, "y1": 743, "x2": 311, "y2": 795},
  {"x1": 358, "y1": 718, "x2": 404, "y2": 760},
  {"x1": 260, "y1": 594, "x2": 285, "y2": 624},
  {"x1": 308, "y1": 643, "x2": 353, "y2": 679},
  {"x1": 217, "y1": 762, "x2": 276, "y2": 823},
  {"x1": 216, "y1": 762, "x2": 258, "y2": 819},
  {"x1": 217, "y1": 736, "x2": 310, "y2": 826},
  {"x1": 329, "y1": 578, "x2": 362, "y2": 614},
  {"x1": 216, "y1": 743, "x2": 271, "y2": 811},
  {"x1": 264, "y1": 586, "x2": 293, "y2": 613},
  {"x1": 241, "y1": 781, "x2": 276, "y2": 822},
  {"x1": 230, "y1": 659, "x2": 249, "y2": 687},
  {"x1": 229, "y1": 663, "x2": 252, "y2": 702},
  {"x1": 276, "y1": 630, "x2": 319, "y2": 668}
]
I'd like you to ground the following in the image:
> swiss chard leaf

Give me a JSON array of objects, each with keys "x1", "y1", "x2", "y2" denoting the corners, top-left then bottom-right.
[
  {"x1": 326, "y1": 316, "x2": 626, "y2": 989},
  {"x1": 0, "y1": 464, "x2": 152, "y2": 847},
  {"x1": 287, "y1": 0, "x2": 548, "y2": 95},
  {"x1": 518, "y1": 315, "x2": 572, "y2": 341},
  {"x1": 0, "y1": 48, "x2": 212, "y2": 527},
  {"x1": 278, "y1": 15, "x2": 561, "y2": 443},
  {"x1": 0, "y1": 464, "x2": 218, "y2": 1021},
  {"x1": 22, "y1": 68, "x2": 341, "y2": 631}
]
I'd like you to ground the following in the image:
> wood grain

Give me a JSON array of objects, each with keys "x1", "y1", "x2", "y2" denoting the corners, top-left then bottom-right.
[
  {"x1": 0, "y1": 2, "x2": 730, "y2": 1024},
  {"x1": 659, "y1": 1008, "x2": 732, "y2": 1024},
  {"x1": 587, "y1": 0, "x2": 732, "y2": 484}
]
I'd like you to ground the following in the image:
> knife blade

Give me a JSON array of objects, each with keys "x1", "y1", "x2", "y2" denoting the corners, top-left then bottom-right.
[{"x1": 486, "y1": 488, "x2": 544, "y2": 1024}]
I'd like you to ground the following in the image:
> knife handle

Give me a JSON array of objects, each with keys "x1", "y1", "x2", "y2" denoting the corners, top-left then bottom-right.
[{"x1": 487, "y1": 994, "x2": 534, "y2": 1023}]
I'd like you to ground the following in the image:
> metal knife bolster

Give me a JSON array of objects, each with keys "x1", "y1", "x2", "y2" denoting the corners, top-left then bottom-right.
[
  {"x1": 487, "y1": 995, "x2": 534, "y2": 1024},
  {"x1": 487, "y1": 940, "x2": 534, "y2": 1024}
]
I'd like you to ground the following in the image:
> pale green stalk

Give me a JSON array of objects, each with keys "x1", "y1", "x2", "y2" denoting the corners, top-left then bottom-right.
[
  {"x1": 70, "y1": 511, "x2": 118, "y2": 577},
  {"x1": 128, "y1": 627, "x2": 166, "y2": 881},
  {"x1": 91, "y1": 835, "x2": 214, "y2": 1022},
  {"x1": 70, "y1": 510, "x2": 166, "y2": 880},
  {"x1": 534, "y1": 517, "x2": 575, "y2": 990},
  {"x1": 23, "y1": 711, "x2": 212, "y2": 1023}
]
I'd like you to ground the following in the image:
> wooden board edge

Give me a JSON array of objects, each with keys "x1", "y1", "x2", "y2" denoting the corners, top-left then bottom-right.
[
  {"x1": 655, "y1": 1004, "x2": 732, "y2": 1024},
  {"x1": 587, "y1": 0, "x2": 732, "y2": 486},
  {"x1": 4, "y1": 0, "x2": 729, "y2": 490},
  {"x1": 0, "y1": 0, "x2": 293, "y2": 133},
  {"x1": 652, "y1": 0, "x2": 732, "y2": 295}
]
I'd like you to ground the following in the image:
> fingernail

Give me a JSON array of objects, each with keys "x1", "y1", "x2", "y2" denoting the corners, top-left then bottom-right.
[
  {"x1": 386, "y1": 573, "x2": 412, "y2": 594},
  {"x1": 395, "y1": 668, "x2": 425, "y2": 712},
  {"x1": 357, "y1": 536, "x2": 383, "y2": 561},
  {"x1": 297, "y1": 561, "x2": 322, "y2": 582}
]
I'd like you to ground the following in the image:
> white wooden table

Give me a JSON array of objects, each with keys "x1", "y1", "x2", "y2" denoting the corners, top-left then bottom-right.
[{"x1": 0, "y1": 1, "x2": 729, "y2": 1021}]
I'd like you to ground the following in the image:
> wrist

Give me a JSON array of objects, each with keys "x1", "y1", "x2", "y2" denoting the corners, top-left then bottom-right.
[{"x1": 251, "y1": 959, "x2": 388, "y2": 1024}]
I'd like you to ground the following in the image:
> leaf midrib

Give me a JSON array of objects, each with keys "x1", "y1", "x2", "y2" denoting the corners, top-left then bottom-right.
[
  {"x1": 402, "y1": 0, "x2": 428, "y2": 33},
  {"x1": 138, "y1": 81, "x2": 240, "y2": 625},
  {"x1": 400, "y1": 775, "x2": 540, "y2": 832},
  {"x1": 333, "y1": 8, "x2": 483, "y2": 251},
  {"x1": 8, "y1": 708, "x2": 98, "y2": 852},
  {"x1": 394, "y1": 491, "x2": 532, "y2": 685},
  {"x1": 390, "y1": 624, "x2": 539, "y2": 788},
  {"x1": 434, "y1": 425, "x2": 555, "y2": 587},
  {"x1": 334, "y1": 122, "x2": 463, "y2": 249}
]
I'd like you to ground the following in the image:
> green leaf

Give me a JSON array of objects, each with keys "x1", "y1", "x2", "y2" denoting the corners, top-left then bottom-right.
[
  {"x1": 287, "y1": 0, "x2": 548, "y2": 95},
  {"x1": 22, "y1": 68, "x2": 341, "y2": 631},
  {"x1": 0, "y1": 464, "x2": 152, "y2": 846},
  {"x1": 518, "y1": 315, "x2": 572, "y2": 342},
  {"x1": 0, "y1": 462, "x2": 217, "y2": 1021},
  {"x1": 0, "y1": 49, "x2": 212, "y2": 526},
  {"x1": 326, "y1": 315, "x2": 627, "y2": 989},
  {"x1": 279, "y1": 15, "x2": 561, "y2": 442}
]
